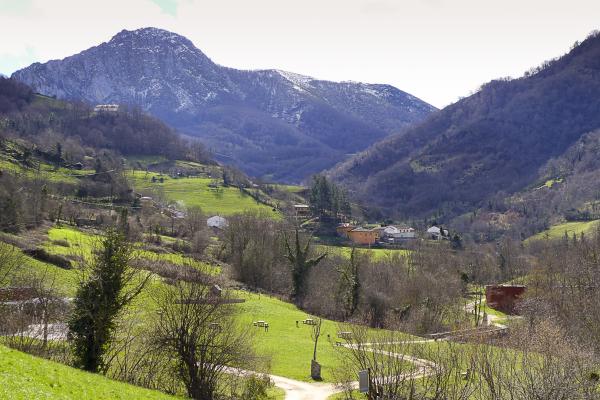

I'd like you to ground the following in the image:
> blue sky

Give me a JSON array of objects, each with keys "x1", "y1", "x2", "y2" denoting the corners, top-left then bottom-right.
[{"x1": 1, "y1": 0, "x2": 600, "y2": 107}]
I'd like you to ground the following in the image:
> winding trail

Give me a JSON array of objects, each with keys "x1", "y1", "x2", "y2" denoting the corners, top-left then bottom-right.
[{"x1": 261, "y1": 339, "x2": 436, "y2": 399}]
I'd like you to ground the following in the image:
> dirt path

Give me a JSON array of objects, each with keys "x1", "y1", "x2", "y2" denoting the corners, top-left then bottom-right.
[
  {"x1": 268, "y1": 374, "x2": 339, "y2": 400},
  {"x1": 225, "y1": 335, "x2": 439, "y2": 400},
  {"x1": 267, "y1": 340, "x2": 436, "y2": 399}
]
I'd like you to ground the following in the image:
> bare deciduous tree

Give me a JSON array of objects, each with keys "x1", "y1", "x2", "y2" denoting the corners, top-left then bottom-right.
[{"x1": 153, "y1": 281, "x2": 259, "y2": 400}]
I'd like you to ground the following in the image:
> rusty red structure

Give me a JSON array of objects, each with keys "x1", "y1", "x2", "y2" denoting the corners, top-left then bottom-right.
[
  {"x1": 0, "y1": 287, "x2": 37, "y2": 302},
  {"x1": 485, "y1": 284, "x2": 526, "y2": 314}
]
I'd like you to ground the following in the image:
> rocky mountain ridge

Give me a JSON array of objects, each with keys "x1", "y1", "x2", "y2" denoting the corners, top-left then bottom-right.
[{"x1": 13, "y1": 27, "x2": 436, "y2": 182}]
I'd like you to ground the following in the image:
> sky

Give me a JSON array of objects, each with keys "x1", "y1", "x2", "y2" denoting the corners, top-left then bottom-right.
[{"x1": 1, "y1": 0, "x2": 599, "y2": 108}]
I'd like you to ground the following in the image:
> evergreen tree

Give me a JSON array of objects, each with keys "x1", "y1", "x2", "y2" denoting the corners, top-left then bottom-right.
[
  {"x1": 68, "y1": 229, "x2": 148, "y2": 372},
  {"x1": 337, "y1": 247, "x2": 360, "y2": 319},
  {"x1": 284, "y1": 228, "x2": 327, "y2": 303},
  {"x1": 309, "y1": 174, "x2": 351, "y2": 221}
]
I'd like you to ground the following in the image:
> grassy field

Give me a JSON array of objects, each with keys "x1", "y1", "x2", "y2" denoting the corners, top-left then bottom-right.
[
  {"x1": 317, "y1": 245, "x2": 411, "y2": 261},
  {"x1": 124, "y1": 155, "x2": 169, "y2": 169},
  {"x1": 237, "y1": 292, "x2": 414, "y2": 382},
  {"x1": 127, "y1": 170, "x2": 279, "y2": 217},
  {"x1": 0, "y1": 345, "x2": 180, "y2": 400},
  {"x1": 0, "y1": 156, "x2": 96, "y2": 185},
  {"x1": 1, "y1": 241, "x2": 78, "y2": 297},
  {"x1": 543, "y1": 177, "x2": 563, "y2": 188},
  {"x1": 273, "y1": 184, "x2": 305, "y2": 193},
  {"x1": 525, "y1": 220, "x2": 599, "y2": 242},
  {"x1": 45, "y1": 226, "x2": 218, "y2": 275},
  {"x1": 8, "y1": 225, "x2": 417, "y2": 386}
]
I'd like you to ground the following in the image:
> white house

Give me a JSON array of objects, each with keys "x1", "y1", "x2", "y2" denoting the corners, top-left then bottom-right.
[
  {"x1": 427, "y1": 225, "x2": 448, "y2": 240},
  {"x1": 93, "y1": 104, "x2": 119, "y2": 113},
  {"x1": 381, "y1": 225, "x2": 416, "y2": 242},
  {"x1": 207, "y1": 215, "x2": 228, "y2": 229}
]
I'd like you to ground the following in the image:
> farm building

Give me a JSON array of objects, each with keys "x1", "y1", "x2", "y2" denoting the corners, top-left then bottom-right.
[
  {"x1": 207, "y1": 215, "x2": 228, "y2": 229},
  {"x1": 427, "y1": 225, "x2": 449, "y2": 240},
  {"x1": 381, "y1": 225, "x2": 416, "y2": 242},
  {"x1": 485, "y1": 284, "x2": 526, "y2": 314},
  {"x1": 336, "y1": 223, "x2": 356, "y2": 238},
  {"x1": 0, "y1": 287, "x2": 37, "y2": 302},
  {"x1": 348, "y1": 227, "x2": 380, "y2": 246},
  {"x1": 93, "y1": 104, "x2": 119, "y2": 113},
  {"x1": 293, "y1": 204, "x2": 310, "y2": 217}
]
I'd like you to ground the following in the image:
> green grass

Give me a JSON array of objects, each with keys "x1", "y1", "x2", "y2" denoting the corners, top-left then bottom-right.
[
  {"x1": 0, "y1": 155, "x2": 97, "y2": 185},
  {"x1": 3, "y1": 225, "x2": 221, "y2": 299},
  {"x1": 127, "y1": 170, "x2": 279, "y2": 217},
  {"x1": 543, "y1": 177, "x2": 563, "y2": 188},
  {"x1": 273, "y1": 184, "x2": 305, "y2": 193},
  {"x1": 267, "y1": 387, "x2": 285, "y2": 400},
  {"x1": 125, "y1": 155, "x2": 168, "y2": 169},
  {"x1": 317, "y1": 245, "x2": 410, "y2": 261},
  {"x1": 0, "y1": 345, "x2": 179, "y2": 400},
  {"x1": 11, "y1": 226, "x2": 419, "y2": 385},
  {"x1": 237, "y1": 292, "x2": 414, "y2": 382},
  {"x1": 45, "y1": 226, "x2": 218, "y2": 276},
  {"x1": 525, "y1": 220, "x2": 599, "y2": 242},
  {"x1": 328, "y1": 391, "x2": 357, "y2": 399},
  {"x1": 2, "y1": 241, "x2": 78, "y2": 297}
]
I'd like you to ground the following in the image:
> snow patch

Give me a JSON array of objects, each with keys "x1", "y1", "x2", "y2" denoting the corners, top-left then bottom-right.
[{"x1": 276, "y1": 70, "x2": 314, "y2": 92}]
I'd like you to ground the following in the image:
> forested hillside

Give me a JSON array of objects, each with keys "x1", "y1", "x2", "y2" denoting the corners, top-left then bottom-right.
[
  {"x1": 331, "y1": 31, "x2": 600, "y2": 223},
  {"x1": 0, "y1": 77, "x2": 208, "y2": 162}
]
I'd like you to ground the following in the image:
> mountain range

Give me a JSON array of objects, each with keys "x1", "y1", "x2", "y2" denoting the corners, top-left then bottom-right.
[
  {"x1": 12, "y1": 27, "x2": 435, "y2": 182},
  {"x1": 331, "y1": 31, "x2": 600, "y2": 226}
]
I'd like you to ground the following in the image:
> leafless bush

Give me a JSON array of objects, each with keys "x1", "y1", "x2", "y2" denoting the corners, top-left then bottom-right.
[
  {"x1": 130, "y1": 258, "x2": 214, "y2": 285},
  {"x1": 152, "y1": 281, "x2": 262, "y2": 399}
]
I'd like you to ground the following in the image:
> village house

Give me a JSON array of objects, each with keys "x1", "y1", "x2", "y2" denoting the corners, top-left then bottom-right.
[
  {"x1": 207, "y1": 215, "x2": 228, "y2": 230},
  {"x1": 293, "y1": 204, "x2": 311, "y2": 218},
  {"x1": 93, "y1": 104, "x2": 119, "y2": 113},
  {"x1": 336, "y1": 223, "x2": 356, "y2": 238},
  {"x1": 381, "y1": 225, "x2": 416, "y2": 243},
  {"x1": 347, "y1": 227, "x2": 380, "y2": 246},
  {"x1": 427, "y1": 225, "x2": 449, "y2": 240}
]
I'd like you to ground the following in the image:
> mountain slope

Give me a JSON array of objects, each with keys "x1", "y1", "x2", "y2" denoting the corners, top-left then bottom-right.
[
  {"x1": 331, "y1": 31, "x2": 600, "y2": 219},
  {"x1": 12, "y1": 27, "x2": 435, "y2": 182}
]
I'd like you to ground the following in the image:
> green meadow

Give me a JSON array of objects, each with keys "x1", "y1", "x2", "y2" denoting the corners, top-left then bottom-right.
[
  {"x1": 45, "y1": 226, "x2": 218, "y2": 276},
  {"x1": 0, "y1": 345, "x2": 179, "y2": 400},
  {"x1": 237, "y1": 291, "x2": 415, "y2": 382},
  {"x1": 317, "y1": 244, "x2": 411, "y2": 261},
  {"x1": 9, "y1": 225, "x2": 411, "y2": 384},
  {"x1": 526, "y1": 220, "x2": 599, "y2": 242},
  {"x1": 127, "y1": 170, "x2": 279, "y2": 217},
  {"x1": 0, "y1": 156, "x2": 96, "y2": 185}
]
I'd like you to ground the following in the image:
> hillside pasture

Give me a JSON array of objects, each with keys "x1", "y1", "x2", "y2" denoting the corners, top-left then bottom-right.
[
  {"x1": 0, "y1": 345, "x2": 179, "y2": 400},
  {"x1": 317, "y1": 245, "x2": 410, "y2": 261},
  {"x1": 526, "y1": 220, "x2": 599, "y2": 242},
  {"x1": 127, "y1": 170, "x2": 279, "y2": 217},
  {"x1": 237, "y1": 291, "x2": 415, "y2": 382}
]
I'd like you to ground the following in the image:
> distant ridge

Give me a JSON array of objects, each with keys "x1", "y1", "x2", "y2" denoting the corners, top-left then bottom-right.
[
  {"x1": 330, "y1": 31, "x2": 600, "y2": 219},
  {"x1": 12, "y1": 27, "x2": 436, "y2": 182}
]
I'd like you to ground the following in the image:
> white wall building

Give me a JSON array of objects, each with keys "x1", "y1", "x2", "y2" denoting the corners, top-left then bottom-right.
[
  {"x1": 381, "y1": 225, "x2": 416, "y2": 242},
  {"x1": 207, "y1": 215, "x2": 228, "y2": 229}
]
